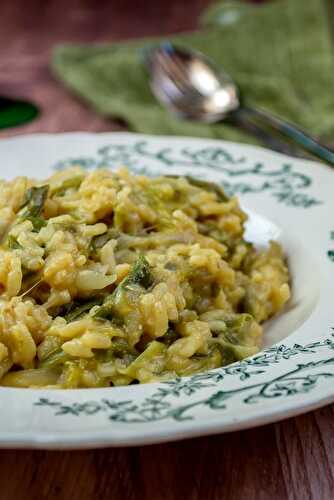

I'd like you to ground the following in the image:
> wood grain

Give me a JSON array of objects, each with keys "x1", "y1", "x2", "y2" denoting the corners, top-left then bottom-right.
[{"x1": 0, "y1": 1, "x2": 333, "y2": 499}]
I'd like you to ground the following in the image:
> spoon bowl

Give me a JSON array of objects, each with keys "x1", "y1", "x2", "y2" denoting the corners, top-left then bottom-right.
[{"x1": 145, "y1": 43, "x2": 240, "y2": 122}]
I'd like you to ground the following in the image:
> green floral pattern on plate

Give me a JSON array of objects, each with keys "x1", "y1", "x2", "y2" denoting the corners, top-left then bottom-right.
[
  {"x1": 53, "y1": 141, "x2": 321, "y2": 208},
  {"x1": 328, "y1": 231, "x2": 334, "y2": 262},
  {"x1": 35, "y1": 336, "x2": 334, "y2": 423},
  {"x1": 41, "y1": 139, "x2": 331, "y2": 425}
]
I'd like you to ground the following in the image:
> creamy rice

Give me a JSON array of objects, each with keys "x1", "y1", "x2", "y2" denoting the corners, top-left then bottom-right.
[{"x1": 0, "y1": 167, "x2": 290, "y2": 388}]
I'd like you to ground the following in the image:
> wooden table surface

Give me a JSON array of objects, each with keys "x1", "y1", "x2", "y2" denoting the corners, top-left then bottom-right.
[{"x1": 0, "y1": 1, "x2": 333, "y2": 498}]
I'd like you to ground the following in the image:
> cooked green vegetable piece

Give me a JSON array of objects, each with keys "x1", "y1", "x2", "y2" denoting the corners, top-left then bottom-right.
[
  {"x1": 20, "y1": 185, "x2": 49, "y2": 213},
  {"x1": 213, "y1": 338, "x2": 259, "y2": 361},
  {"x1": 53, "y1": 175, "x2": 84, "y2": 195},
  {"x1": 91, "y1": 232, "x2": 111, "y2": 252},
  {"x1": 90, "y1": 228, "x2": 119, "y2": 255},
  {"x1": 7, "y1": 235, "x2": 22, "y2": 249},
  {"x1": 37, "y1": 335, "x2": 62, "y2": 361},
  {"x1": 28, "y1": 216, "x2": 46, "y2": 231},
  {"x1": 119, "y1": 340, "x2": 167, "y2": 378},
  {"x1": 125, "y1": 254, "x2": 153, "y2": 289},
  {"x1": 20, "y1": 185, "x2": 49, "y2": 231},
  {"x1": 96, "y1": 338, "x2": 138, "y2": 366},
  {"x1": 94, "y1": 255, "x2": 153, "y2": 319},
  {"x1": 39, "y1": 350, "x2": 69, "y2": 369},
  {"x1": 159, "y1": 328, "x2": 179, "y2": 346},
  {"x1": 176, "y1": 346, "x2": 222, "y2": 376},
  {"x1": 63, "y1": 297, "x2": 104, "y2": 322},
  {"x1": 167, "y1": 175, "x2": 229, "y2": 202},
  {"x1": 185, "y1": 176, "x2": 229, "y2": 202},
  {"x1": 93, "y1": 298, "x2": 115, "y2": 320},
  {"x1": 1, "y1": 367, "x2": 60, "y2": 387},
  {"x1": 202, "y1": 311, "x2": 260, "y2": 347}
]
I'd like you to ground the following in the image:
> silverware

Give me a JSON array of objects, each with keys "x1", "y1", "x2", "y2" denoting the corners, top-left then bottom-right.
[{"x1": 144, "y1": 43, "x2": 334, "y2": 164}]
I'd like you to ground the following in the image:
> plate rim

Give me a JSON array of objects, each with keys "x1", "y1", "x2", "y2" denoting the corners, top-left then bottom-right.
[{"x1": 0, "y1": 131, "x2": 333, "y2": 449}]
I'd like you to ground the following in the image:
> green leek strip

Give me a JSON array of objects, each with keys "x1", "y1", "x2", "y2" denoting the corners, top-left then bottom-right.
[
  {"x1": 1, "y1": 368, "x2": 60, "y2": 387},
  {"x1": 94, "y1": 255, "x2": 153, "y2": 320},
  {"x1": 119, "y1": 341, "x2": 167, "y2": 378},
  {"x1": 19, "y1": 185, "x2": 49, "y2": 231}
]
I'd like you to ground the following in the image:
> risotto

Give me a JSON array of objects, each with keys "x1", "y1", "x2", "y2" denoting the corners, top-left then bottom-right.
[{"x1": 0, "y1": 167, "x2": 290, "y2": 388}]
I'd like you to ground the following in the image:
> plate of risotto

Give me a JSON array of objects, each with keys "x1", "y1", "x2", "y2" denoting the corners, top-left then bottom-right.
[{"x1": 0, "y1": 132, "x2": 332, "y2": 448}]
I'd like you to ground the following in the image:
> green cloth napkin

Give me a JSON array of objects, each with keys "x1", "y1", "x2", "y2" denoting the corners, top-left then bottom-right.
[{"x1": 52, "y1": 0, "x2": 334, "y2": 145}]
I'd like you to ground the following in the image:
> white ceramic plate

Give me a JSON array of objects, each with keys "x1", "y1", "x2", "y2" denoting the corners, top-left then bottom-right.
[{"x1": 0, "y1": 132, "x2": 333, "y2": 449}]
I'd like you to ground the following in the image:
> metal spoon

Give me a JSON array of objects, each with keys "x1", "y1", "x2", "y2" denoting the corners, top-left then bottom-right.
[{"x1": 144, "y1": 43, "x2": 334, "y2": 164}]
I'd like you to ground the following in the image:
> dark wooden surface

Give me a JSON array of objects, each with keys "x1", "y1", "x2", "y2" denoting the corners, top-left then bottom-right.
[{"x1": 0, "y1": 1, "x2": 333, "y2": 499}]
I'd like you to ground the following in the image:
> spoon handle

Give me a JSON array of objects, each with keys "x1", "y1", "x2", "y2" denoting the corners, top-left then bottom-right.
[
  {"x1": 229, "y1": 108, "x2": 308, "y2": 159},
  {"x1": 240, "y1": 106, "x2": 334, "y2": 165}
]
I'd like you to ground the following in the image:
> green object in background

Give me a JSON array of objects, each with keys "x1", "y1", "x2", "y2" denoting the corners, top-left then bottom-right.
[
  {"x1": 52, "y1": 0, "x2": 334, "y2": 146},
  {"x1": 0, "y1": 97, "x2": 39, "y2": 130}
]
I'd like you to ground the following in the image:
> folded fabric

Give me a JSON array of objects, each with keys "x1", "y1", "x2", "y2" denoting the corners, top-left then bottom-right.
[{"x1": 52, "y1": 0, "x2": 334, "y2": 145}]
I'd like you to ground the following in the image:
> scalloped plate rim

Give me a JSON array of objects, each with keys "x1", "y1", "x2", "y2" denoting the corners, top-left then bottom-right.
[{"x1": 0, "y1": 131, "x2": 333, "y2": 449}]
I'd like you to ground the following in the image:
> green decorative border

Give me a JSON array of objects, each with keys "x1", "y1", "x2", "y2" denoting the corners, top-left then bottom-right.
[
  {"x1": 328, "y1": 231, "x2": 334, "y2": 262},
  {"x1": 53, "y1": 141, "x2": 321, "y2": 208},
  {"x1": 35, "y1": 336, "x2": 334, "y2": 423},
  {"x1": 35, "y1": 139, "x2": 330, "y2": 425}
]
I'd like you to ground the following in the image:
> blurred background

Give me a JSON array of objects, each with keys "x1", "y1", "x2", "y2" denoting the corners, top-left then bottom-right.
[
  {"x1": 0, "y1": 0, "x2": 220, "y2": 134},
  {"x1": 0, "y1": 0, "x2": 333, "y2": 150},
  {"x1": 0, "y1": 0, "x2": 296, "y2": 133}
]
